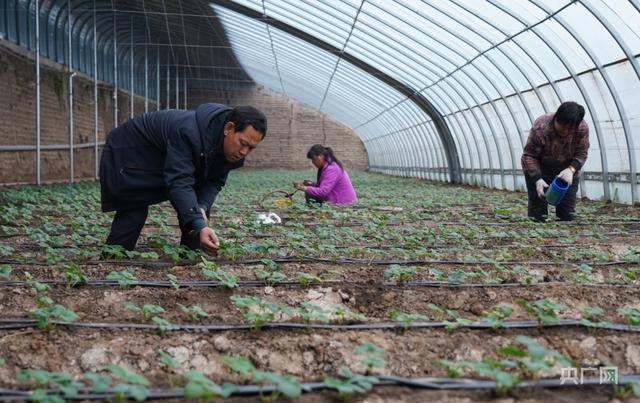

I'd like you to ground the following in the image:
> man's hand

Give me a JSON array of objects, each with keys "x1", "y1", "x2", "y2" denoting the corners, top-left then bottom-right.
[
  {"x1": 199, "y1": 227, "x2": 219, "y2": 256},
  {"x1": 558, "y1": 167, "x2": 575, "y2": 185},
  {"x1": 535, "y1": 179, "x2": 549, "y2": 199}
]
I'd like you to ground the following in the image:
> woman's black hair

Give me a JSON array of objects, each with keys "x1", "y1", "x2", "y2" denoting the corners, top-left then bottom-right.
[
  {"x1": 553, "y1": 101, "x2": 585, "y2": 129},
  {"x1": 306, "y1": 144, "x2": 344, "y2": 183}
]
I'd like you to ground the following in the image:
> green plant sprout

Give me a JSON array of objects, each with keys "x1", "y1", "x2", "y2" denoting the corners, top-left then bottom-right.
[
  {"x1": 384, "y1": 264, "x2": 418, "y2": 284},
  {"x1": 17, "y1": 369, "x2": 80, "y2": 400},
  {"x1": 296, "y1": 272, "x2": 321, "y2": 287},
  {"x1": 159, "y1": 351, "x2": 181, "y2": 387},
  {"x1": 482, "y1": 304, "x2": 514, "y2": 329},
  {"x1": 61, "y1": 263, "x2": 86, "y2": 288},
  {"x1": 324, "y1": 367, "x2": 379, "y2": 402},
  {"x1": 179, "y1": 304, "x2": 209, "y2": 322},
  {"x1": 516, "y1": 298, "x2": 567, "y2": 326},
  {"x1": 107, "y1": 270, "x2": 138, "y2": 290},
  {"x1": 184, "y1": 370, "x2": 238, "y2": 400},
  {"x1": 254, "y1": 266, "x2": 287, "y2": 286},
  {"x1": 166, "y1": 273, "x2": 180, "y2": 290},
  {"x1": 152, "y1": 317, "x2": 179, "y2": 335},
  {"x1": 223, "y1": 356, "x2": 307, "y2": 401},
  {"x1": 109, "y1": 364, "x2": 150, "y2": 402},
  {"x1": 83, "y1": 372, "x2": 112, "y2": 393},
  {"x1": 579, "y1": 306, "x2": 609, "y2": 328},
  {"x1": 389, "y1": 311, "x2": 429, "y2": 332},
  {"x1": 355, "y1": 343, "x2": 386, "y2": 372},
  {"x1": 0, "y1": 264, "x2": 11, "y2": 280},
  {"x1": 201, "y1": 261, "x2": 238, "y2": 289},
  {"x1": 29, "y1": 304, "x2": 77, "y2": 330},
  {"x1": 297, "y1": 302, "x2": 329, "y2": 328},
  {"x1": 230, "y1": 295, "x2": 290, "y2": 331},
  {"x1": 124, "y1": 303, "x2": 165, "y2": 321},
  {"x1": 331, "y1": 305, "x2": 366, "y2": 324},
  {"x1": 619, "y1": 305, "x2": 640, "y2": 327},
  {"x1": 426, "y1": 303, "x2": 472, "y2": 330}
]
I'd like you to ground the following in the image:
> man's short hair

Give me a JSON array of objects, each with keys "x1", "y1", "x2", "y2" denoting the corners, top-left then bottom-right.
[
  {"x1": 555, "y1": 101, "x2": 585, "y2": 128},
  {"x1": 228, "y1": 106, "x2": 267, "y2": 138}
]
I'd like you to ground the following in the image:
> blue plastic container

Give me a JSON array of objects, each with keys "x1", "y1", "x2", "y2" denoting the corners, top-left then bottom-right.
[{"x1": 545, "y1": 177, "x2": 569, "y2": 206}]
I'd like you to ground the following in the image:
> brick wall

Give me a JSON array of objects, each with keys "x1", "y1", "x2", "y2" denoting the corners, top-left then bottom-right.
[
  {"x1": 0, "y1": 40, "x2": 368, "y2": 185},
  {"x1": 188, "y1": 86, "x2": 369, "y2": 171}
]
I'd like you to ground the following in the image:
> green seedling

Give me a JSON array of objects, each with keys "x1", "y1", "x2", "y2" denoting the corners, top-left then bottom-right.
[
  {"x1": 152, "y1": 317, "x2": 179, "y2": 335},
  {"x1": 159, "y1": 351, "x2": 180, "y2": 387},
  {"x1": 231, "y1": 295, "x2": 290, "y2": 331},
  {"x1": 482, "y1": 304, "x2": 514, "y2": 329},
  {"x1": 124, "y1": 303, "x2": 165, "y2": 322},
  {"x1": 83, "y1": 372, "x2": 112, "y2": 393},
  {"x1": 324, "y1": 367, "x2": 379, "y2": 402},
  {"x1": 296, "y1": 272, "x2": 321, "y2": 287},
  {"x1": 332, "y1": 304, "x2": 366, "y2": 324},
  {"x1": 259, "y1": 258, "x2": 278, "y2": 271},
  {"x1": 166, "y1": 273, "x2": 180, "y2": 290},
  {"x1": 17, "y1": 369, "x2": 80, "y2": 398},
  {"x1": 29, "y1": 304, "x2": 77, "y2": 330},
  {"x1": 223, "y1": 356, "x2": 307, "y2": 401},
  {"x1": 179, "y1": 304, "x2": 209, "y2": 322},
  {"x1": 619, "y1": 305, "x2": 640, "y2": 326},
  {"x1": 217, "y1": 240, "x2": 246, "y2": 261},
  {"x1": 0, "y1": 264, "x2": 11, "y2": 280},
  {"x1": 202, "y1": 267, "x2": 238, "y2": 289},
  {"x1": 426, "y1": 303, "x2": 472, "y2": 330},
  {"x1": 254, "y1": 267, "x2": 286, "y2": 286},
  {"x1": 384, "y1": 264, "x2": 418, "y2": 284},
  {"x1": 389, "y1": 311, "x2": 429, "y2": 332},
  {"x1": 101, "y1": 244, "x2": 128, "y2": 259},
  {"x1": 579, "y1": 306, "x2": 608, "y2": 328},
  {"x1": 24, "y1": 271, "x2": 50, "y2": 293},
  {"x1": 297, "y1": 302, "x2": 329, "y2": 328},
  {"x1": 355, "y1": 343, "x2": 385, "y2": 372},
  {"x1": 184, "y1": 370, "x2": 237, "y2": 400},
  {"x1": 107, "y1": 270, "x2": 137, "y2": 290},
  {"x1": 572, "y1": 263, "x2": 593, "y2": 284},
  {"x1": 109, "y1": 364, "x2": 150, "y2": 402},
  {"x1": 497, "y1": 335, "x2": 572, "y2": 379},
  {"x1": 62, "y1": 263, "x2": 86, "y2": 288},
  {"x1": 459, "y1": 358, "x2": 519, "y2": 397},
  {"x1": 516, "y1": 298, "x2": 567, "y2": 326}
]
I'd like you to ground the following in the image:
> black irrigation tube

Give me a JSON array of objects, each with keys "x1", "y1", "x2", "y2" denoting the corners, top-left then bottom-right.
[
  {"x1": 2, "y1": 375, "x2": 640, "y2": 400},
  {"x1": 0, "y1": 318, "x2": 639, "y2": 333},
  {"x1": 1, "y1": 257, "x2": 638, "y2": 268},
  {"x1": 1, "y1": 279, "x2": 640, "y2": 290}
]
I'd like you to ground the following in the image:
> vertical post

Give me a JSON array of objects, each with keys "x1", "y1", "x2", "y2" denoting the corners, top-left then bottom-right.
[
  {"x1": 35, "y1": 0, "x2": 41, "y2": 184},
  {"x1": 129, "y1": 16, "x2": 134, "y2": 118},
  {"x1": 144, "y1": 42, "x2": 148, "y2": 113},
  {"x1": 156, "y1": 45, "x2": 160, "y2": 111},
  {"x1": 67, "y1": 0, "x2": 74, "y2": 183},
  {"x1": 183, "y1": 71, "x2": 187, "y2": 109},
  {"x1": 175, "y1": 65, "x2": 179, "y2": 109},
  {"x1": 93, "y1": 0, "x2": 99, "y2": 179},
  {"x1": 166, "y1": 53, "x2": 170, "y2": 109},
  {"x1": 113, "y1": 13, "x2": 118, "y2": 127}
]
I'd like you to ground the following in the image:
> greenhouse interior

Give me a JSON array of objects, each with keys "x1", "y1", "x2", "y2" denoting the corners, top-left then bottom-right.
[{"x1": 1, "y1": 0, "x2": 640, "y2": 401}]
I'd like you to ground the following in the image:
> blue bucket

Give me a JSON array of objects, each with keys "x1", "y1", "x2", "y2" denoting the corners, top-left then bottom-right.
[{"x1": 545, "y1": 177, "x2": 569, "y2": 206}]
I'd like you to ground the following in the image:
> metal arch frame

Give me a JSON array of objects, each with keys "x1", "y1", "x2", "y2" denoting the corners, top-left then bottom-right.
[
  {"x1": 487, "y1": 0, "x2": 612, "y2": 201},
  {"x1": 576, "y1": 0, "x2": 638, "y2": 203},
  {"x1": 210, "y1": 0, "x2": 462, "y2": 183},
  {"x1": 360, "y1": 0, "x2": 520, "y2": 189}
]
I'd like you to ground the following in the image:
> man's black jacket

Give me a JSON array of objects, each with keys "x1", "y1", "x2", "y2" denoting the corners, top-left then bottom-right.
[{"x1": 100, "y1": 103, "x2": 243, "y2": 233}]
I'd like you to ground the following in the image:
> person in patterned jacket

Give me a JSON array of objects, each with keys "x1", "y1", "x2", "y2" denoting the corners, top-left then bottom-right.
[{"x1": 521, "y1": 102, "x2": 589, "y2": 222}]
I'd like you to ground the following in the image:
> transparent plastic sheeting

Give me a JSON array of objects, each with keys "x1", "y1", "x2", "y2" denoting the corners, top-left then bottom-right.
[{"x1": 213, "y1": 0, "x2": 640, "y2": 204}]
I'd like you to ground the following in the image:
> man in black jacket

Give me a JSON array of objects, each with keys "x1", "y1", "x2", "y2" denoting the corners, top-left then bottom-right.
[{"x1": 100, "y1": 103, "x2": 267, "y2": 255}]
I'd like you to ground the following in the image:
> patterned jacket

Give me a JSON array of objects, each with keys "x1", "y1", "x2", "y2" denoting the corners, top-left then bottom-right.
[{"x1": 521, "y1": 113, "x2": 589, "y2": 182}]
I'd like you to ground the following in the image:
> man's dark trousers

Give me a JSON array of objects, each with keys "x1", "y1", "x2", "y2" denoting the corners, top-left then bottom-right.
[
  {"x1": 525, "y1": 176, "x2": 579, "y2": 221},
  {"x1": 106, "y1": 207, "x2": 204, "y2": 251}
]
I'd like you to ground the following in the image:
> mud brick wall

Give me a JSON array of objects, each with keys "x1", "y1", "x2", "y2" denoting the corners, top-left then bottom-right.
[
  {"x1": 187, "y1": 87, "x2": 369, "y2": 171},
  {"x1": 0, "y1": 40, "x2": 154, "y2": 184}
]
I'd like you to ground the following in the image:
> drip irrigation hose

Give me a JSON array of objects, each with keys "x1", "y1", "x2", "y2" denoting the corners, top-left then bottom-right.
[
  {"x1": 0, "y1": 318, "x2": 638, "y2": 333},
  {"x1": 1, "y1": 257, "x2": 636, "y2": 268},
  {"x1": 257, "y1": 188, "x2": 300, "y2": 210},
  {"x1": 1, "y1": 279, "x2": 639, "y2": 290},
  {"x1": 2, "y1": 375, "x2": 640, "y2": 401}
]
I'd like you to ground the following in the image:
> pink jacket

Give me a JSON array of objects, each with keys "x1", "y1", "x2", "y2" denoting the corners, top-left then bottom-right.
[{"x1": 305, "y1": 161, "x2": 357, "y2": 205}]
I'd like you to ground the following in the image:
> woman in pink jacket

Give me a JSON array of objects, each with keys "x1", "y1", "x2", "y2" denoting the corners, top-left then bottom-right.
[{"x1": 294, "y1": 144, "x2": 357, "y2": 205}]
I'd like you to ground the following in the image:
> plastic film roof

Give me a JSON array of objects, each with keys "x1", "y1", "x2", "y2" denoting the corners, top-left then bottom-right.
[{"x1": 211, "y1": 0, "x2": 640, "y2": 204}]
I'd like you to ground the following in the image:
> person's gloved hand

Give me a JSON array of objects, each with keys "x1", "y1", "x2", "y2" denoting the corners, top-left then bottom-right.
[
  {"x1": 558, "y1": 167, "x2": 575, "y2": 186},
  {"x1": 536, "y1": 179, "x2": 549, "y2": 199},
  {"x1": 199, "y1": 227, "x2": 219, "y2": 256},
  {"x1": 293, "y1": 181, "x2": 305, "y2": 191},
  {"x1": 303, "y1": 180, "x2": 313, "y2": 186}
]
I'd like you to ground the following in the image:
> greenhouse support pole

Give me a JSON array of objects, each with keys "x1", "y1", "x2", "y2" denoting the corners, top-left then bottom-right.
[
  {"x1": 113, "y1": 13, "x2": 118, "y2": 127},
  {"x1": 183, "y1": 73, "x2": 187, "y2": 109},
  {"x1": 93, "y1": 0, "x2": 99, "y2": 179},
  {"x1": 67, "y1": 0, "x2": 74, "y2": 183},
  {"x1": 166, "y1": 53, "x2": 170, "y2": 109},
  {"x1": 129, "y1": 17, "x2": 134, "y2": 118},
  {"x1": 144, "y1": 42, "x2": 148, "y2": 113},
  {"x1": 35, "y1": 0, "x2": 41, "y2": 185},
  {"x1": 156, "y1": 45, "x2": 160, "y2": 111},
  {"x1": 175, "y1": 66, "x2": 179, "y2": 109}
]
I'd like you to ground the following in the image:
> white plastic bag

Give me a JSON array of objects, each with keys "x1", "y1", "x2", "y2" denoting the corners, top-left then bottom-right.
[{"x1": 256, "y1": 212, "x2": 282, "y2": 225}]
